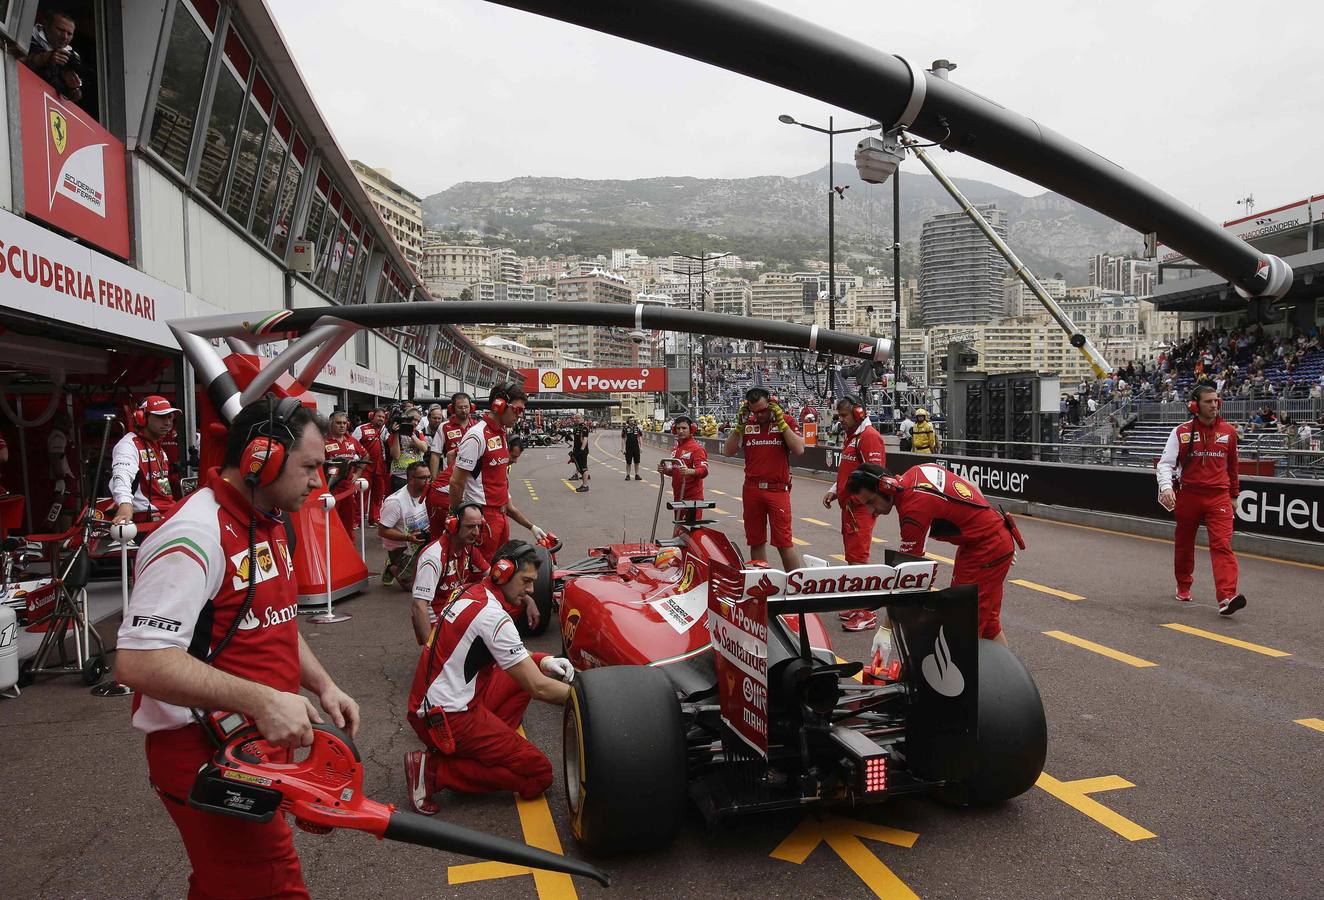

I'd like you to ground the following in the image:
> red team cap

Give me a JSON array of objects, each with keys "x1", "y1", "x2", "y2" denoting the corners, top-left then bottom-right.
[{"x1": 141, "y1": 395, "x2": 181, "y2": 416}]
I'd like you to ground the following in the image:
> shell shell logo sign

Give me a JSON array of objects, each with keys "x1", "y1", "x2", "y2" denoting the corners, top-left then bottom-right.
[{"x1": 518, "y1": 367, "x2": 668, "y2": 394}]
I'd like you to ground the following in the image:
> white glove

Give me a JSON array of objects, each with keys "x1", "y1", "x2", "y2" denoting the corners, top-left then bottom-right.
[
  {"x1": 53, "y1": 479, "x2": 66, "y2": 496},
  {"x1": 532, "y1": 524, "x2": 547, "y2": 541},
  {"x1": 540, "y1": 656, "x2": 575, "y2": 684}
]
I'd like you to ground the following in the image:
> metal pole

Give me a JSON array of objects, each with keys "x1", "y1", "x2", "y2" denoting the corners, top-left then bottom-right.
[
  {"x1": 827, "y1": 116, "x2": 835, "y2": 332},
  {"x1": 892, "y1": 170, "x2": 902, "y2": 421},
  {"x1": 310, "y1": 493, "x2": 350, "y2": 624}
]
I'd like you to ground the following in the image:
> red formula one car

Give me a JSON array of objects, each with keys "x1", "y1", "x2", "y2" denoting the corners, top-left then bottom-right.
[{"x1": 551, "y1": 500, "x2": 1047, "y2": 854}]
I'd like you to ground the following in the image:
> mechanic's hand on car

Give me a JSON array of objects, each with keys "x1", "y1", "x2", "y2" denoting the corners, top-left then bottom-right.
[
  {"x1": 822, "y1": 488, "x2": 837, "y2": 509},
  {"x1": 255, "y1": 689, "x2": 322, "y2": 749},
  {"x1": 1157, "y1": 488, "x2": 1176, "y2": 512},
  {"x1": 531, "y1": 524, "x2": 547, "y2": 542},
  {"x1": 112, "y1": 501, "x2": 135, "y2": 526},
  {"x1": 526, "y1": 600, "x2": 540, "y2": 631},
  {"x1": 540, "y1": 656, "x2": 575, "y2": 684}
]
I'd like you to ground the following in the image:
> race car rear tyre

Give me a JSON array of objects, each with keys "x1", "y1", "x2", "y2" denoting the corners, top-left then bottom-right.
[
  {"x1": 940, "y1": 639, "x2": 1047, "y2": 807},
  {"x1": 563, "y1": 666, "x2": 686, "y2": 854},
  {"x1": 517, "y1": 544, "x2": 554, "y2": 639}
]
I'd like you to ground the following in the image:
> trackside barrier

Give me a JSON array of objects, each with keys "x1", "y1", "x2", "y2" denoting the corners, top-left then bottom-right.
[{"x1": 642, "y1": 433, "x2": 1324, "y2": 545}]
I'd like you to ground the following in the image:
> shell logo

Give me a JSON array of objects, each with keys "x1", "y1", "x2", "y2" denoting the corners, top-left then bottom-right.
[
  {"x1": 540, "y1": 371, "x2": 561, "y2": 390},
  {"x1": 954, "y1": 481, "x2": 973, "y2": 499}
]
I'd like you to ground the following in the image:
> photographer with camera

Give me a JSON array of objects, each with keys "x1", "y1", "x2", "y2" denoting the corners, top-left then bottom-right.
[
  {"x1": 387, "y1": 406, "x2": 427, "y2": 492},
  {"x1": 379, "y1": 461, "x2": 432, "y2": 589},
  {"x1": 24, "y1": 9, "x2": 83, "y2": 104}
]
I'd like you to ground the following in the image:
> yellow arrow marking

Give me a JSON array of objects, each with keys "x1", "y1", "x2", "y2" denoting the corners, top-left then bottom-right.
[
  {"x1": 1011, "y1": 579, "x2": 1084, "y2": 601},
  {"x1": 1035, "y1": 772, "x2": 1156, "y2": 841},
  {"x1": 1160, "y1": 622, "x2": 1290, "y2": 657},
  {"x1": 560, "y1": 480, "x2": 578, "y2": 493},
  {"x1": 925, "y1": 552, "x2": 955, "y2": 564},
  {"x1": 448, "y1": 729, "x2": 578, "y2": 898},
  {"x1": 771, "y1": 814, "x2": 920, "y2": 899},
  {"x1": 1295, "y1": 718, "x2": 1324, "y2": 733},
  {"x1": 1043, "y1": 630, "x2": 1157, "y2": 668},
  {"x1": 802, "y1": 516, "x2": 833, "y2": 528}
]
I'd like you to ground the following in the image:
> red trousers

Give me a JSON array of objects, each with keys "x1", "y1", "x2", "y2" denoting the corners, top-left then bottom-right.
[
  {"x1": 743, "y1": 484, "x2": 794, "y2": 549},
  {"x1": 478, "y1": 505, "x2": 510, "y2": 560},
  {"x1": 1174, "y1": 486, "x2": 1238, "y2": 599},
  {"x1": 841, "y1": 500, "x2": 878, "y2": 564},
  {"x1": 145, "y1": 726, "x2": 308, "y2": 899},
  {"x1": 408, "y1": 663, "x2": 552, "y2": 800},
  {"x1": 950, "y1": 529, "x2": 1015, "y2": 640},
  {"x1": 367, "y1": 466, "x2": 388, "y2": 524}
]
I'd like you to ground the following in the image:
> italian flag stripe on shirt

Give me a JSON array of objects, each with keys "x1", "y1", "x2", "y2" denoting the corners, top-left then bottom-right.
[{"x1": 138, "y1": 536, "x2": 209, "y2": 573}]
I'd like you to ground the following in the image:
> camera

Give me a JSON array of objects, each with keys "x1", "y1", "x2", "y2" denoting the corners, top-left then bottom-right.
[
  {"x1": 629, "y1": 329, "x2": 648, "y2": 345},
  {"x1": 389, "y1": 411, "x2": 415, "y2": 435}
]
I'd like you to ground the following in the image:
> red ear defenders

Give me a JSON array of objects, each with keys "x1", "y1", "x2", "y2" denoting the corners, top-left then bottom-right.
[
  {"x1": 491, "y1": 557, "x2": 517, "y2": 585},
  {"x1": 1188, "y1": 389, "x2": 1220, "y2": 416},
  {"x1": 133, "y1": 403, "x2": 146, "y2": 430},
  {"x1": 842, "y1": 396, "x2": 865, "y2": 422},
  {"x1": 490, "y1": 542, "x2": 537, "y2": 585},
  {"x1": 847, "y1": 466, "x2": 900, "y2": 498},
  {"x1": 490, "y1": 385, "x2": 511, "y2": 416},
  {"x1": 241, "y1": 396, "x2": 304, "y2": 488},
  {"x1": 445, "y1": 502, "x2": 483, "y2": 536}
]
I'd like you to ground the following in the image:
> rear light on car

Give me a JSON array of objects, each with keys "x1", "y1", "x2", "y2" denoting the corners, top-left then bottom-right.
[
  {"x1": 863, "y1": 755, "x2": 888, "y2": 794},
  {"x1": 828, "y1": 726, "x2": 890, "y2": 797}
]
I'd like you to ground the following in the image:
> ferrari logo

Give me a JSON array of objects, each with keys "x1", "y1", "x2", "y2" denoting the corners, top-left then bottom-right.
[{"x1": 49, "y1": 109, "x2": 67, "y2": 155}]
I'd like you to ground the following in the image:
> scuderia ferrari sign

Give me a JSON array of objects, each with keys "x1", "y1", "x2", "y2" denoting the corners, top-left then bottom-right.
[{"x1": 518, "y1": 367, "x2": 667, "y2": 394}]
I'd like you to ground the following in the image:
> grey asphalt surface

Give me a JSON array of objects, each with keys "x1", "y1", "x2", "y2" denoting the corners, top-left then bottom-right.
[{"x1": 2, "y1": 431, "x2": 1321, "y2": 899}]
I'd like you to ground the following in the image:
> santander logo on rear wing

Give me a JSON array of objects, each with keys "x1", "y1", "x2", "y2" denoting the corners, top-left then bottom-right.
[{"x1": 736, "y1": 560, "x2": 940, "y2": 611}]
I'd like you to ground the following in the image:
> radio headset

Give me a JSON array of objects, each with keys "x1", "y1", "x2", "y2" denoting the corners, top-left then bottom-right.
[
  {"x1": 1188, "y1": 385, "x2": 1220, "y2": 417},
  {"x1": 445, "y1": 501, "x2": 483, "y2": 536},
  {"x1": 843, "y1": 395, "x2": 866, "y2": 423}
]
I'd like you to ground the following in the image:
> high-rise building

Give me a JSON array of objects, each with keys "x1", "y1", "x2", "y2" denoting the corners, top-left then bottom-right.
[
  {"x1": 1088, "y1": 253, "x2": 1156, "y2": 297},
  {"x1": 749, "y1": 275, "x2": 809, "y2": 323},
  {"x1": 1002, "y1": 276, "x2": 1066, "y2": 319},
  {"x1": 556, "y1": 271, "x2": 638, "y2": 366},
  {"x1": 491, "y1": 248, "x2": 524, "y2": 284},
  {"x1": 611, "y1": 248, "x2": 641, "y2": 270},
  {"x1": 420, "y1": 244, "x2": 491, "y2": 298},
  {"x1": 351, "y1": 161, "x2": 424, "y2": 275},
  {"x1": 711, "y1": 280, "x2": 750, "y2": 317},
  {"x1": 919, "y1": 205, "x2": 1009, "y2": 326}
]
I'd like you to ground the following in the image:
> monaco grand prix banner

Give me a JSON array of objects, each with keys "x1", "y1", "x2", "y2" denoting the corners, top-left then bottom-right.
[
  {"x1": 518, "y1": 367, "x2": 666, "y2": 394},
  {"x1": 18, "y1": 65, "x2": 130, "y2": 259}
]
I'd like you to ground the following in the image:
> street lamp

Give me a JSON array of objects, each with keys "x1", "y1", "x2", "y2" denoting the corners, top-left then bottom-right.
[
  {"x1": 670, "y1": 251, "x2": 730, "y2": 410},
  {"x1": 778, "y1": 114, "x2": 881, "y2": 331}
]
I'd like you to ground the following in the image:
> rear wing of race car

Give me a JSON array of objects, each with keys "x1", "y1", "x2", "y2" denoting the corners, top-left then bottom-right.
[{"x1": 735, "y1": 549, "x2": 943, "y2": 619}]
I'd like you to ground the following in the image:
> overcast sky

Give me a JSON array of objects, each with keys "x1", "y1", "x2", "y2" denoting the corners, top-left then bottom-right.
[{"x1": 268, "y1": 0, "x2": 1323, "y2": 221}]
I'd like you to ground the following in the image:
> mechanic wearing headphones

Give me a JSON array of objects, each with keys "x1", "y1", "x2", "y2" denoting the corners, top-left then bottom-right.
[
  {"x1": 823, "y1": 397, "x2": 886, "y2": 631},
  {"x1": 324, "y1": 411, "x2": 367, "y2": 534},
  {"x1": 846, "y1": 462, "x2": 1024, "y2": 666},
  {"x1": 1156, "y1": 384, "x2": 1246, "y2": 615},
  {"x1": 451, "y1": 383, "x2": 525, "y2": 560},
  {"x1": 410, "y1": 502, "x2": 489, "y2": 645},
  {"x1": 404, "y1": 540, "x2": 574, "y2": 816},
  {"x1": 115, "y1": 398, "x2": 359, "y2": 898},
  {"x1": 428, "y1": 392, "x2": 472, "y2": 475},
  {"x1": 660, "y1": 415, "x2": 708, "y2": 501},
  {"x1": 723, "y1": 387, "x2": 805, "y2": 571},
  {"x1": 111, "y1": 395, "x2": 180, "y2": 525},
  {"x1": 352, "y1": 407, "x2": 389, "y2": 525}
]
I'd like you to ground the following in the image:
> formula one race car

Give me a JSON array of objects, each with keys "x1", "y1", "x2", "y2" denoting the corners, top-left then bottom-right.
[{"x1": 552, "y1": 499, "x2": 1047, "y2": 855}]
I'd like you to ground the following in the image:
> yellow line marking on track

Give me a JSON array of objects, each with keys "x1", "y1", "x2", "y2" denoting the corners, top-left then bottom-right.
[
  {"x1": 560, "y1": 479, "x2": 577, "y2": 493},
  {"x1": 770, "y1": 814, "x2": 920, "y2": 899},
  {"x1": 871, "y1": 536, "x2": 887, "y2": 544},
  {"x1": 1029, "y1": 516, "x2": 1324, "y2": 571},
  {"x1": 791, "y1": 536, "x2": 810, "y2": 546},
  {"x1": 1043, "y1": 631, "x2": 1157, "y2": 668},
  {"x1": 831, "y1": 554, "x2": 848, "y2": 562},
  {"x1": 711, "y1": 488, "x2": 729, "y2": 496},
  {"x1": 1160, "y1": 622, "x2": 1291, "y2": 657},
  {"x1": 925, "y1": 552, "x2": 955, "y2": 565},
  {"x1": 802, "y1": 517, "x2": 833, "y2": 528},
  {"x1": 448, "y1": 730, "x2": 579, "y2": 897},
  {"x1": 712, "y1": 507, "x2": 731, "y2": 515},
  {"x1": 1011, "y1": 579, "x2": 1085, "y2": 601},
  {"x1": 1295, "y1": 718, "x2": 1324, "y2": 733},
  {"x1": 1035, "y1": 772, "x2": 1156, "y2": 841}
]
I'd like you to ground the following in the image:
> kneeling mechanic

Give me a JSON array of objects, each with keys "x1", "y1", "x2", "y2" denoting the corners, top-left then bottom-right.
[{"x1": 404, "y1": 540, "x2": 574, "y2": 815}]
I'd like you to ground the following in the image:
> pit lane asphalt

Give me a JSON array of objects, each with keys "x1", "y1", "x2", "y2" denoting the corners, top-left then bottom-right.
[{"x1": 3, "y1": 434, "x2": 1321, "y2": 899}]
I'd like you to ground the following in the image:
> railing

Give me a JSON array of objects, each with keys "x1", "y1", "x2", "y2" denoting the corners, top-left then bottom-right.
[
  {"x1": 935, "y1": 438, "x2": 1324, "y2": 479},
  {"x1": 1134, "y1": 398, "x2": 1323, "y2": 421}
]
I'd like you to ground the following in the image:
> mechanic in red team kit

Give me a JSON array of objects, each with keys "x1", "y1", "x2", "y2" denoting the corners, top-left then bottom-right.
[
  {"x1": 110, "y1": 395, "x2": 180, "y2": 525},
  {"x1": 660, "y1": 414, "x2": 708, "y2": 501},
  {"x1": 847, "y1": 462, "x2": 1024, "y2": 651},
  {"x1": 428, "y1": 391, "x2": 473, "y2": 474},
  {"x1": 822, "y1": 397, "x2": 886, "y2": 631},
  {"x1": 404, "y1": 540, "x2": 574, "y2": 815},
  {"x1": 450, "y1": 383, "x2": 525, "y2": 560},
  {"x1": 352, "y1": 407, "x2": 389, "y2": 524},
  {"x1": 1156, "y1": 384, "x2": 1246, "y2": 615},
  {"x1": 115, "y1": 397, "x2": 359, "y2": 899},
  {"x1": 723, "y1": 387, "x2": 805, "y2": 571},
  {"x1": 410, "y1": 502, "x2": 489, "y2": 645},
  {"x1": 323, "y1": 411, "x2": 367, "y2": 534}
]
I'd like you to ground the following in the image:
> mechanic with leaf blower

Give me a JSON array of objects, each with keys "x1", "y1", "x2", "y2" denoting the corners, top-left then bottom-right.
[
  {"x1": 114, "y1": 398, "x2": 360, "y2": 899},
  {"x1": 404, "y1": 540, "x2": 575, "y2": 815}
]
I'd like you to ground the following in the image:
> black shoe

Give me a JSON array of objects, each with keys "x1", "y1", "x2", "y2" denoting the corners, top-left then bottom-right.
[
  {"x1": 569, "y1": 473, "x2": 580, "y2": 481},
  {"x1": 624, "y1": 474, "x2": 630, "y2": 480},
  {"x1": 576, "y1": 485, "x2": 589, "y2": 493},
  {"x1": 634, "y1": 474, "x2": 642, "y2": 481},
  {"x1": 1218, "y1": 594, "x2": 1247, "y2": 616}
]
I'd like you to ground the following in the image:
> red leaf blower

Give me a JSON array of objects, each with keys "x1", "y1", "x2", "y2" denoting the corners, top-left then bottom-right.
[{"x1": 188, "y1": 712, "x2": 609, "y2": 886}]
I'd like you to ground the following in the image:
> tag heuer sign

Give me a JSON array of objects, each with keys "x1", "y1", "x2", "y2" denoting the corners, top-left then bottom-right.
[{"x1": 290, "y1": 239, "x2": 316, "y2": 273}]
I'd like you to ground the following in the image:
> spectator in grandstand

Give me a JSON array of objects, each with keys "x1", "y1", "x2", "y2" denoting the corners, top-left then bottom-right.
[
  {"x1": 24, "y1": 9, "x2": 83, "y2": 104},
  {"x1": 1156, "y1": 385, "x2": 1246, "y2": 616}
]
